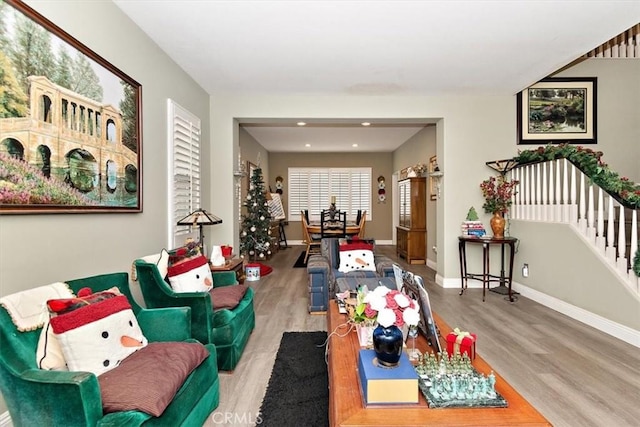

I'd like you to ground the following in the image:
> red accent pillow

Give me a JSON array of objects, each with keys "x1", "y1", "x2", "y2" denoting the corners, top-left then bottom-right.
[{"x1": 210, "y1": 284, "x2": 248, "y2": 310}]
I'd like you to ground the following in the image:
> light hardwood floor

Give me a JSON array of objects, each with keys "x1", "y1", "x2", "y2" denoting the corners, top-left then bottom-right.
[{"x1": 205, "y1": 245, "x2": 640, "y2": 427}]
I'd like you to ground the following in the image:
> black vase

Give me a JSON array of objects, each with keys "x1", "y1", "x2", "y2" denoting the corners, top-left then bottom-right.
[{"x1": 372, "y1": 324, "x2": 403, "y2": 367}]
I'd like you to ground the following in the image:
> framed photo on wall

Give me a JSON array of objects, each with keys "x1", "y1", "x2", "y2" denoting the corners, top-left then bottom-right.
[
  {"x1": 0, "y1": 0, "x2": 142, "y2": 214},
  {"x1": 516, "y1": 77, "x2": 597, "y2": 145},
  {"x1": 428, "y1": 155, "x2": 438, "y2": 201}
]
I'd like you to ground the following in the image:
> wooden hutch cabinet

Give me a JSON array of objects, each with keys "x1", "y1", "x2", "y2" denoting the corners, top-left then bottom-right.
[{"x1": 396, "y1": 177, "x2": 426, "y2": 264}]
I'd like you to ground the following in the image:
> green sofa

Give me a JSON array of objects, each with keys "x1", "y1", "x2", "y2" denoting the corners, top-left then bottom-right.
[
  {"x1": 134, "y1": 259, "x2": 255, "y2": 371},
  {"x1": 0, "y1": 272, "x2": 220, "y2": 426}
]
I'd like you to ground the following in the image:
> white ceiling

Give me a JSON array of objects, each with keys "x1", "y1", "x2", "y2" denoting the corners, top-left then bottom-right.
[{"x1": 114, "y1": 0, "x2": 640, "y2": 152}]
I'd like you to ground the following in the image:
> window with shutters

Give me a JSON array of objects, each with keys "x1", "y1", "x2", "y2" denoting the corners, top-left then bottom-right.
[
  {"x1": 288, "y1": 167, "x2": 371, "y2": 222},
  {"x1": 167, "y1": 100, "x2": 201, "y2": 247}
]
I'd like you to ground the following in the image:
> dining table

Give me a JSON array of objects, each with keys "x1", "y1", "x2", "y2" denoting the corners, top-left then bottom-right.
[{"x1": 307, "y1": 221, "x2": 360, "y2": 236}]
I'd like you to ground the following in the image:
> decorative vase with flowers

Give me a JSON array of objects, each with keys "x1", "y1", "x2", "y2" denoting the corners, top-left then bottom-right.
[
  {"x1": 480, "y1": 175, "x2": 519, "y2": 238},
  {"x1": 351, "y1": 285, "x2": 420, "y2": 367}
]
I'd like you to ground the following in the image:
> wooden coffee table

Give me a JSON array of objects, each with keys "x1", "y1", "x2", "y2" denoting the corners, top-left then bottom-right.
[{"x1": 327, "y1": 302, "x2": 551, "y2": 426}]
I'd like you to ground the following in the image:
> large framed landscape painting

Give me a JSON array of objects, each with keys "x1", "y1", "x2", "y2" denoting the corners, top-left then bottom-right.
[
  {"x1": 517, "y1": 77, "x2": 597, "y2": 145},
  {"x1": 0, "y1": 0, "x2": 142, "y2": 214}
]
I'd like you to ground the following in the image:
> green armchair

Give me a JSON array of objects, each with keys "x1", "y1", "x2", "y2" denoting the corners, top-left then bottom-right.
[
  {"x1": 0, "y1": 272, "x2": 220, "y2": 427},
  {"x1": 134, "y1": 259, "x2": 255, "y2": 371}
]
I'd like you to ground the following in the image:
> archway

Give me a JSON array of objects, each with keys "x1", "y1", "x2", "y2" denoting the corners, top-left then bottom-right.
[
  {"x1": 125, "y1": 164, "x2": 137, "y2": 193},
  {"x1": 106, "y1": 160, "x2": 117, "y2": 193},
  {"x1": 36, "y1": 145, "x2": 52, "y2": 178},
  {"x1": 65, "y1": 149, "x2": 98, "y2": 193},
  {"x1": 0, "y1": 138, "x2": 25, "y2": 160}
]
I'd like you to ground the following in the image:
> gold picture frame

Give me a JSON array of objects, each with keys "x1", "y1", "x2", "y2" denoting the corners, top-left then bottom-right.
[{"x1": 1, "y1": 0, "x2": 142, "y2": 214}]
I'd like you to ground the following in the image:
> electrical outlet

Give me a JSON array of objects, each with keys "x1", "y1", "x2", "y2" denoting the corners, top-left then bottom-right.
[{"x1": 522, "y1": 263, "x2": 529, "y2": 277}]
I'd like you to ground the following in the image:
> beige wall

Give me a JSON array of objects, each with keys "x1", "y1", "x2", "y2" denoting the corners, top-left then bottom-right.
[
  {"x1": 393, "y1": 125, "x2": 437, "y2": 266},
  {"x1": 556, "y1": 59, "x2": 640, "y2": 181},
  {"x1": 239, "y1": 127, "x2": 270, "y2": 202},
  {"x1": 268, "y1": 152, "x2": 394, "y2": 241},
  {"x1": 0, "y1": 0, "x2": 212, "y2": 414}
]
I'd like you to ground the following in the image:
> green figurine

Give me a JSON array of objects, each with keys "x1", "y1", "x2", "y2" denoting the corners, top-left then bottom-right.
[{"x1": 466, "y1": 206, "x2": 480, "y2": 221}]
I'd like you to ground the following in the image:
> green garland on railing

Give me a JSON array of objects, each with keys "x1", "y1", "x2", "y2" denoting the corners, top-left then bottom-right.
[
  {"x1": 513, "y1": 144, "x2": 640, "y2": 209},
  {"x1": 633, "y1": 246, "x2": 640, "y2": 277}
]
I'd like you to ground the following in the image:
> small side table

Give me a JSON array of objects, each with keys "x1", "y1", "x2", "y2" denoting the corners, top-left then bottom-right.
[
  {"x1": 210, "y1": 258, "x2": 245, "y2": 284},
  {"x1": 458, "y1": 236, "x2": 518, "y2": 302}
]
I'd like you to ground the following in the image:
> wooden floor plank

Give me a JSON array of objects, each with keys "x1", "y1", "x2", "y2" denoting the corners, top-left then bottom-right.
[{"x1": 204, "y1": 245, "x2": 640, "y2": 427}]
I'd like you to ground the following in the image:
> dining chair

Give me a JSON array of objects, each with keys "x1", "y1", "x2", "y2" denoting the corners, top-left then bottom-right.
[
  {"x1": 321, "y1": 210, "x2": 346, "y2": 238},
  {"x1": 301, "y1": 211, "x2": 322, "y2": 263},
  {"x1": 357, "y1": 210, "x2": 367, "y2": 238}
]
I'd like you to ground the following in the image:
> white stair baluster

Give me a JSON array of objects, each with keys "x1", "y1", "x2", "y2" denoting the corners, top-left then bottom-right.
[
  {"x1": 606, "y1": 197, "x2": 617, "y2": 264},
  {"x1": 515, "y1": 168, "x2": 522, "y2": 219},
  {"x1": 562, "y1": 160, "x2": 569, "y2": 222},
  {"x1": 548, "y1": 160, "x2": 555, "y2": 222},
  {"x1": 577, "y1": 170, "x2": 585, "y2": 232},
  {"x1": 535, "y1": 163, "x2": 541, "y2": 221},
  {"x1": 556, "y1": 160, "x2": 562, "y2": 221},
  {"x1": 525, "y1": 166, "x2": 531, "y2": 220},
  {"x1": 617, "y1": 207, "x2": 627, "y2": 274},
  {"x1": 629, "y1": 210, "x2": 638, "y2": 287},
  {"x1": 541, "y1": 162, "x2": 548, "y2": 221},
  {"x1": 572, "y1": 164, "x2": 579, "y2": 226},
  {"x1": 596, "y1": 188, "x2": 605, "y2": 253},
  {"x1": 587, "y1": 184, "x2": 595, "y2": 242}
]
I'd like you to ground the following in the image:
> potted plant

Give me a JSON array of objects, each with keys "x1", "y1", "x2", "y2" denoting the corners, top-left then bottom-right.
[{"x1": 480, "y1": 175, "x2": 519, "y2": 238}]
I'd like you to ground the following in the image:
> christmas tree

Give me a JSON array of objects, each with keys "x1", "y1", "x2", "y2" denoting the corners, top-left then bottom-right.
[{"x1": 239, "y1": 166, "x2": 272, "y2": 260}]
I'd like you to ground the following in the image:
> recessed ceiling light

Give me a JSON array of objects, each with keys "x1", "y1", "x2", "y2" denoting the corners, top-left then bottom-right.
[
  {"x1": 361, "y1": 122, "x2": 371, "y2": 126},
  {"x1": 305, "y1": 143, "x2": 311, "y2": 147},
  {"x1": 352, "y1": 144, "x2": 358, "y2": 147},
  {"x1": 297, "y1": 122, "x2": 307, "y2": 126}
]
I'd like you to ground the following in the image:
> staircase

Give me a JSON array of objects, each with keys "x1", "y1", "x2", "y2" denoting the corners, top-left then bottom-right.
[
  {"x1": 584, "y1": 23, "x2": 640, "y2": 58},
  {"x1": 508, "y1": 158, "x2": 639, "y2": 296}
]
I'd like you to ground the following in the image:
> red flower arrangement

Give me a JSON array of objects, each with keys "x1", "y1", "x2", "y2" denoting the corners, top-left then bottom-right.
[
  {"x1": 480, "y1": 175, "x2": 519, "y2": 214},
  {"x1": 353, "y1": 286, "x2": 420, "y2": 328}
]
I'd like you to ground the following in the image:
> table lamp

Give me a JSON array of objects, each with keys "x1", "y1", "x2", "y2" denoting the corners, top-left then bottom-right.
[{"x1": 176, "y1": 209, "x2": 223, "y2": 247}]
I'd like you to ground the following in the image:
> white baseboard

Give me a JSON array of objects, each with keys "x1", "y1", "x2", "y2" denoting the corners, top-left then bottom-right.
[
  {"x1": 434, "y1": 276, "x2": 639, "y2": 348},
  {"x1": 512, "y1": 281, "x2": 640, "y2": 348},
  {"x1": 0, "y1": 411, "x2": 12, "y2": 427},
  {"x1": 440, "y1": 276, "x2": 483, "y2": 289}
]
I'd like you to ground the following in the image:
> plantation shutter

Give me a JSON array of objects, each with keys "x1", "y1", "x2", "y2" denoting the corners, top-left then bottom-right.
[
  {"x1": 168, "y1": 99, "x2": 201, "y2": 247},
  {"x1": 288, "y1": 167, "x2": 371, "y2": 222}
]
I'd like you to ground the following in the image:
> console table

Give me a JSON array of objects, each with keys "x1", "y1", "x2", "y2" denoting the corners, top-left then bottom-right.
[
  {"x1": 326, "y1": 303, "x2": 551, "y2": 426},
  {"x1": 458, "y1": 236, "x2": 518, "y2": 302}
]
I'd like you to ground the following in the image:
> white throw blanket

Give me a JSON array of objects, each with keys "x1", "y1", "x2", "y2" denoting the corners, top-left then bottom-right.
[{"x1": 0, "y1": 282, "x2": 74, "y2": 331}]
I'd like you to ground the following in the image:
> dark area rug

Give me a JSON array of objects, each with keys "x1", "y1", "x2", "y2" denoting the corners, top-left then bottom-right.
[
  {"x1": 258, "y1": 331, "x2": 328, "y2": 427},
  {"x1": 292, "y1": 251, "x2": 307, "y2": 268}
]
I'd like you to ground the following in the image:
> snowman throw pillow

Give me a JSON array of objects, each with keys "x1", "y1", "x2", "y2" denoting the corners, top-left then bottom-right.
[
  {"x1": 48, "y1": 290, "x2": 147, "y2": 376},
  {"x1": 338, "y1": 239, "x2": 376, "y2": 273},
  {"x1": 167, "y1": 254, "x2": 214, "y2": 293}
]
